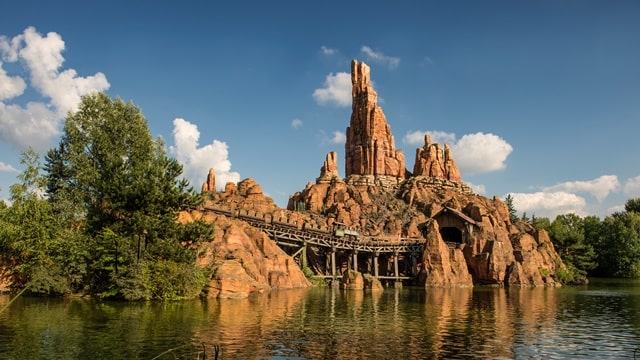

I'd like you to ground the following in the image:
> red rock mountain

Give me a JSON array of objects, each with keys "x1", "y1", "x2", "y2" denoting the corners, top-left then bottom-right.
[
  {"x1": 286, "y1": 59, "x2": 565, "y2": 287},
  {"x1": 187, "y1": 59, "x2": 567, "y2": 294}
]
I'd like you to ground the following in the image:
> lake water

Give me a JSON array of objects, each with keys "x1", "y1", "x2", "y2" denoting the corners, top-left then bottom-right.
[{"x1": 1, "y1": 279, "x2": 639, "y2": 359}]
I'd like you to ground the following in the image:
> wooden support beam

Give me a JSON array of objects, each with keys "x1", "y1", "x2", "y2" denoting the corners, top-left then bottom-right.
[
  {"x1": 411, "y1": 252, "x2": 418, "y2": 276},
  {"x1": 353, "y1": 250, "x2": 358, "y2": 271},
  {"x1": 393, "y1": 251, "x2": 399, "y2": 280},
  {"x1": 373, "y1": 252, "x2": 379, "y2": 278},
  {"x1": 331, "y1": 248, "x2": 336, "y2": 277}
]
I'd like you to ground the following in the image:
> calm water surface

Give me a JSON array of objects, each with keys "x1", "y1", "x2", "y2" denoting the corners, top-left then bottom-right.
[{"x1": 1, "y1": 279, "x2": 639, "y2": 359}]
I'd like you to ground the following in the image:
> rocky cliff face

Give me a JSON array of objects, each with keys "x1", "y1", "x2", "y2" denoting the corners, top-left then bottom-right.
[
  {"x1": 345, "y1": 60, "x2": 405, "y2": 180},
  {"x1": 186, "y1": 175, "x2": 311, "y2": 298},
  {"x1": 413, "y1": 135, "x2": 462, "y2": 182},
  {"x1": 182, "y1": 210, "x2": 311, "y2": 299},
  {"x1": 288, "y1": 175, "x2": 565, "y2": 287}
]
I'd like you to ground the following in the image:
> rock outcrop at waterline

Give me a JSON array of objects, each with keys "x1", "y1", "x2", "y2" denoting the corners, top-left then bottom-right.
[{"x1": 182, "y1": 178, "x2": 311, "y2": 299}]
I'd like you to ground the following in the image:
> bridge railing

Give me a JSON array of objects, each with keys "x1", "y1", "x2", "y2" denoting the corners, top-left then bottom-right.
[{"x1": 199, "y1": 205, "x2": 426, "y2": 252}]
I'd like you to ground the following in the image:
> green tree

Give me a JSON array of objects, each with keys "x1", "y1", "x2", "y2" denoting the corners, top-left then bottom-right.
[
  {"x1": 46, "y1": 93, "x2": 211, "y2": 299},
  {"x1": 595, "y1": 211, "x2": 640, "y2": 278},
  {"x1": 0, "y1": 148, "x2": 81, "y2": 295},
  {"x1": 582, "y1": 214, "x2": 603, "y2": 278},
  {"x1": 548, "y1": 213, "x2": 597, "y2": 282},
  {"x1": 505, "y1": 194, "x2": 517, "y2": 222},
  {"x1": 44, "y1": 145, "x2": 85, "y2": 229},
  {"x1": 530, "y1": 215, "x2": 551, "y2": 231},
  {"x1": 624, "y1": 198, "x2": 640, "y2": 214}
]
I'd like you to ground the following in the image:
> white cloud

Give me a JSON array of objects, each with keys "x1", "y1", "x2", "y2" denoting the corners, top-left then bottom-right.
[
  {"x1": 543, "y1": 175, "x2": 619, "y2": 202},
  {"x1": 0, "y1": 62, "x2": 26, "y2": 100},
  {"x1": 466, "y1": 181, "x2": 486, "y2": 195},
  {"x1": 403, "y1": 130, "x2": 456, "y2": 147},
  {"x1": 0, "y1": 161, "x2": 17, "y2": 172},
  {"x1": 509, "y1": 191, "x2": 587, "y2": 218},
  {"x1": 623, "y1": 175, "x2": 640, "y2": 197},
  {"x1": 0, "y1": 33, "x2": 20, "y2": 62},
  {"x1": 0, "y1": 101, "x2": 59, "y2": 152},
  {"x1": 291, "y1": 118, "x2": 303, "y2": 129},
  {"x1": 170, "y1": 118, "x2": 240, "y2": 190},
  {"x1": 330, "y1": 130, "x2": 346, "y2": 144},
  {"x1": 453, "y1": 133, "x2": 512, "y2": 175},
  {"x1": 313, "y1": 72, "x2": 351, "y2": 107},
  {"x1": 320, "y1": 46, "x2": 336, "y2": 55},
  {"x1": 403, "y1": 130, "x2": 512, "y2": 175},
  {"x1": 0, "y1": 27, "x2": 110, "y2": 151},
  {"x1": 360, "y1": 46, "x2": 400, "y2": 69}
]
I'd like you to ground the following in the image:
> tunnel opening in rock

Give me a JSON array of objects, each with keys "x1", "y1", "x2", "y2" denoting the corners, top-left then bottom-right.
[{"x1": 440, "y1": 226, "x2": 463, "y2": 244}]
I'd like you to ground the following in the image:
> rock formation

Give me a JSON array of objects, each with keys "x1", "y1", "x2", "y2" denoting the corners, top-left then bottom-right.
[
  {"x1": 413, "y1": 135, "x2": 461, "y2": 182},
  {"x1": 212, "y1": 177, "x2": 280, "y2": 215},
  {"x1": 289, "y1": 176, "x2": 565, "y2": 287},
  {"x1": 181, "y1": 210, "x2": 311, "y2": 299},
  {"x1": 316, "y1": 151, "x2": 342, "y2": 184},
  {"x1": 183, "y1": 173, "x2": 312, "y2": 299},
  {"x1": 285, "y1": 59, "x2": 566, "y2": 287},
  {"x1": 202, "y1": 168, "x2": 216, "y2": 192},
  {"x1": 192, "y1": 58, "x2": 568, "y2": 291},
  {"x1": 345, "y1": 59, "x2": 405, "y2": 180}
]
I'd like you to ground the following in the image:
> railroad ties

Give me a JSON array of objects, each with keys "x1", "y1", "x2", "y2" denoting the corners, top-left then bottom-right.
[{"x1": 201, "y1": 205, "x2": 426, "y2": 284}]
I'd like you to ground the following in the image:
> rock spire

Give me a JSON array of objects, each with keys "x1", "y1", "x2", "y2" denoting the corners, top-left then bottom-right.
[
  {"x1": 202, "y1": 168, "x2": 216, "y2": 192},
  {"x1": 345, "y1": 59, "x2": 405, "y2": 179},
  {"x1": 316, "y1": 151, "x2": 342, "y2": 184},
  {"x1": 412, "y1": 135, "x2": 462, "y2": 182}
]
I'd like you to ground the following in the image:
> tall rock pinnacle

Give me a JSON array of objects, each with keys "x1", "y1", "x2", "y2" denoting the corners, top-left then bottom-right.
[
  {"x1": 202, "y1": 168, "x2": 216, "y2": 192},
  {"x1": 412, "y1": 135, "x2": 462, "y2": 182},
  {"x1": 345, "y1": 59, "x2": 406, "y2": 179}
]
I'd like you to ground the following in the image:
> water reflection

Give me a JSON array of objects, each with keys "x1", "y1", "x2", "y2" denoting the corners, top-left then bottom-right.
[{"x1": 1, "y1": 280, "x2": 639, "y2": 359}]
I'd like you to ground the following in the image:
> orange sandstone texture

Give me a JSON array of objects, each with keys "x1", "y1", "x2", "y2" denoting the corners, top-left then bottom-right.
[
  {"x1": 345, "y1": 60, "x2": 405, "y2": 179},
  {"x1": 413, "y1": 135, "x2": 461, "y2": 182},
  {"x1": 191, "y1": 59, "x2": 566, "y2": 291}
]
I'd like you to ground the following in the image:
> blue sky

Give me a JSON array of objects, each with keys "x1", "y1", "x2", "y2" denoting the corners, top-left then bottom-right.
[{"x1": 1, "y1": 1, "x2": 639, "y2": 219}]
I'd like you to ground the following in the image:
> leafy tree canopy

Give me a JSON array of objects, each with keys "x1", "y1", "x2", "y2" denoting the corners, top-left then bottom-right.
[
  {"x1": 40, "y1": 93, "x2": 212, "y2": 299},
  {"x1": 625, "y1": 198, "x2": 640, "y2": 214},
  {"x1": 547, "y1": 213, "x2": 597, "y2": 283}
]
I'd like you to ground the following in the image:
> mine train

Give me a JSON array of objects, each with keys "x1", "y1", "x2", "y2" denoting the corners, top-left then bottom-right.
[{"x1": 202, "y1": 205, "x2": 360, "y2": 239}]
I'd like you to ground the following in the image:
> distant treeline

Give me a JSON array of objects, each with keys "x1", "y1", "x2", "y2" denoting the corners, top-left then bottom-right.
[
  {"x1": 507, "y1": 195, "x2": 640, "y2": 282},
  {"x1": 0, "y1": 93, "x2": 213, "y2": 300}
]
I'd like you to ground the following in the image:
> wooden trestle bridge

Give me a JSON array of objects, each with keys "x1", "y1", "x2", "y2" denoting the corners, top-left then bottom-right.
[{"x1": 201, "y1": 205, "x2": 427, "y2": 285}]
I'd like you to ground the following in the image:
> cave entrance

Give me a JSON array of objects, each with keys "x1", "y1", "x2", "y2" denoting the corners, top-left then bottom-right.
[
  {"x1": 440, "y1": 226, "x2": 463, "y2": 244},
  {"x1": 432, "y1": 206, "x2": 477, "y2": 247}
]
